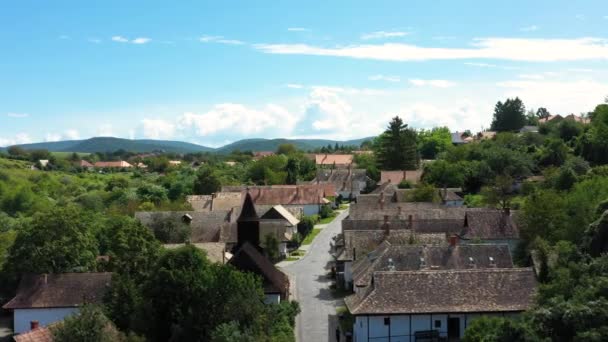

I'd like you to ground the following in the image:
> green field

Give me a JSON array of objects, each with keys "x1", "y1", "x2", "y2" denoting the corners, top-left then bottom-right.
[{"x1": 50, "y1": 152, "x2": 91, "y2": 158}]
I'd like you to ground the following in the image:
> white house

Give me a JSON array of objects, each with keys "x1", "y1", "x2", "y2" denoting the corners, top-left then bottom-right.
[
  {"x1": 3, "y1": 273, "x2": 112, "y2": 334},
  {"x1": 345, "y1": 268, "x2": 537, "y2": 341}
]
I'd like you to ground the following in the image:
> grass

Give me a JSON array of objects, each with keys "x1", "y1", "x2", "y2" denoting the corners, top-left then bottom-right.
[
  {"x1": 338, "y1": 203, "x2": 349, "y2": 210},
  {"x1": 301, "y1": 228, "x2": 322, "y2": 245},
  {"x1": 318, "y1": 214, "x2": 337, "y2": 225},
  {"x1": 285, "y1": 257, "x2": 299, "y2": 261}
]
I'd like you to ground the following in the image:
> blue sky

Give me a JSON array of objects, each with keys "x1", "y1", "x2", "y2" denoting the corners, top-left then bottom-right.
[{"x1": 1, "y1": 0, "x2": 608, "y2": 147}]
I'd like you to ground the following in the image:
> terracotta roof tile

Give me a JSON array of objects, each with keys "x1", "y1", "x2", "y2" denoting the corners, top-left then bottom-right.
[{"x1": 315, "y1": 154, "x2": 353, "y2": 166}]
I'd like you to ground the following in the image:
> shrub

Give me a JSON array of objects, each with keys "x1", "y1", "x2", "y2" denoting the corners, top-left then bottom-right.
[{"x1": 319, "y1": 204, "x2": 333, "y2": 219}]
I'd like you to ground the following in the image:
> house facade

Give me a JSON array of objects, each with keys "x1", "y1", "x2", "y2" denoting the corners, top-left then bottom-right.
[
  {"x1": 3, "y1": 273, "x2": 112, "y2": 334},
  {"x1": 346, "y1": 268, "x2": 537, "y2": 341}
]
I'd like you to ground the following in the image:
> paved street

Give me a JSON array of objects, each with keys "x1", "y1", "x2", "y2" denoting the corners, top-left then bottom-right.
[{"x1": 281, "y1": 210, "x2": 348, "y2": 342}]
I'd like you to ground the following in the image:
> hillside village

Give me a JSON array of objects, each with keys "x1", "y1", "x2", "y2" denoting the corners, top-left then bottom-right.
[{"x1": 1, "y1": 100, "x2": 608, "y2": 342}]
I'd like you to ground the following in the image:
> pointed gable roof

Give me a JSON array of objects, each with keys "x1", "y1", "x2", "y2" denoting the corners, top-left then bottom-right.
[
  {"x1": 228, "y1": 242, "x2": 289, "y2": 296},
  {"x1": 238, "y1": 191, "x2": 259, "y2": 222}
]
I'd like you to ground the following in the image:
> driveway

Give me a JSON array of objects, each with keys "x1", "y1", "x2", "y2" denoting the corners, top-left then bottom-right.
[{"x1": 281, "y1": 210, "x2": 348, "y2": 342}]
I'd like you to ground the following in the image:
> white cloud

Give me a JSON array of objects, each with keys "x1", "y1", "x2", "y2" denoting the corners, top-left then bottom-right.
[
  {"x1": 304, "y1": 87, "x2": 353, "y2": 131},
  {"x1": 498, "y1": 79, "x2": 608, "y2": 114},
  {"x1": 112, "y1": 36, "x2": 150, "y2": 44},
  {"x1": 199, "y1": 35, "x2": 244, "y2": 45},
  {"x1": 369, "y1": 74, "x2": 401, "y2": 82},
  {"x1": 287, "y1": 27, "x2": 310, "y2": 32},
  {"x1": 64, "y1": 129, "x2": 80, "y2": 140},
  {"x1": 254, "y1": 37, "x2": 608, "y2": 62},
  {"x1": 132, "y1": 37, "x2": 151, "y2": 44},
  {"x1": 409, "y1": 79, "x2": 456, "y2": 88},
  {"x1": 97, "y1": 124, "x2": 113, "y2": 137},
  {"x1": 361, "y1": 31, "x2": 409, "y2": 40},
  {"x1": 112, "y1": 36, "x2": 129, "y2": 43},
  {"x1": 520, "y1": 25, "x2": 539, "y2": 32},
  {"x1": 286, "y1": 83, "x2": 304, "y2": 89},
  {"x1": 7, "y1": 112, "x2": 29, "y2": 118},
  {"x1": 0, "y1": 133, "x2": 31, "y2": 147},
  {"x1": 518, "y1": 74, "x2": 545, "y2": 80},
  {"x1": 88, "y1": 38, "x2": 101, "y2": 44},
  {"x1": 177, "y1": 103, "x2": 298, "y2": 137},
  {"x1": 45, "y1": 133, "x2": 62, "y2": 142},
  {"x1": 141, "y1": 119, "x2": 175, "y2": 139}
]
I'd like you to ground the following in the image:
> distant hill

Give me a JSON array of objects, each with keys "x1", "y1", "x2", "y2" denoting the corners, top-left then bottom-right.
[
  {"x1": 6, "y1": 136, "x2": 374, "y2": 155},
  {"x1": 214, "y1": 137, "x2": 374, "y2": 154},
  {"x1": 12, "y1": 137, "x2": 213, "y2": 154}
]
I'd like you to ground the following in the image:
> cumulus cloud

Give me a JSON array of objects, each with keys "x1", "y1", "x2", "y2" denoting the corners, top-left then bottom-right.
[
  {"x1": 0, "y1": 133, "x2": 31, "y2": 147},
  {"x1": 409, "y1": 79, "x2": 456, "y2": 88},
  {"x1": 141, "y1": 119, "x2": 175, "y2": 139},
  {"x1": 7, "y1": 112, "x2": 29, "y2": 118},
  {"x1": 177, "y1": 103, "x2": 298, "y2": 137},
  {"x1": 199, "y1": 35, "x2": 244, "y2": 45},
  {"x1": 254, "y1": 37, "x2": 608, "y2": 62},
  {"x1": 361, "y1": 31, "x2": 409, "y2": 40},
  {"x1": 111, "y1": 36, "x2": 129, "y2": 43},
  {"x1": 369, "y1": 74, "x2": 401, "y2": 82}
]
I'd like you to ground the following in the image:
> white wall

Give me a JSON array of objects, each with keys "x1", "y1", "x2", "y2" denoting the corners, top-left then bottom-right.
[
  {"x1": 14, "y1": 307, "x2": 79, "y2": 333},
  {"x1": 343, "y1": 261, "x2": 353, "y2": 289},
  {"x1": 353, "y1": 312, "x2": 521, "y2": 341}
]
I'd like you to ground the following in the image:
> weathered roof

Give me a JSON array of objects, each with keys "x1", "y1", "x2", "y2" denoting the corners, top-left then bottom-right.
[
  {"x1": 261, "y1": 205, "x2": 300, "y2": 226},
  {"x1": 338, "y1": 230, "x2": 446, "y2": 261},
  {"x1": 352, "y1": 242, "x2": 514, "y2": 288},
  {"x1": 3, "y1": 273, "x2": 112, "y2": 310},
  {"x1": 313, "y1": 169, "x2": 369, "y2": 193},
  {"x1": 220, "y1": 220, "x2": 293, "y2": 244},
  {"x1": 248, "y1": 187, "x2": 326, "y2": 205},
  {"x1": 78, "y1": 160, "x2": 94, "y2": 168},
  {"x1": 315, "y1": 154, "x2": 353, "y2": 165},
  {"x1": 93, "y1": 161, "x2": 132, "y2": 168},
  {"x1": 211, "y1": 192, "x2": 243, "y2": 211},
  {"x1": 345, "y1": 268, "x2": 537, "y2": 315},
  {"x1": 380, "y1": 170, "x2": 422, "y2": 185},
  {"x1": 163, "y1": 242, "x2": 228, "y2": 264},
  {"x1": 186, "y1": 195, "x2": 213, "y2": 212},
  {"x1": 342, "y1": 218, "x2": 463, "y2": 234},
  {"x1": 463, "y1": 209, "x2": 520, "y2": 240},
  {"x1": 134, "y1": 211, "x2": 233, "y2": 242},
  {"x1": 229, "y1": 242, "x2": 290, "y2": 296}
]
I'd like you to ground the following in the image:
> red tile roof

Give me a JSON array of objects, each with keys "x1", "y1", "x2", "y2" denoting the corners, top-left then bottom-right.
[
  {"x1": 93, "y1": 161, "x2": 132, "y2": 168},
  {"x1": 380, "y1": 170, "x2": 422, "y2": 184},
  {"x1": 13, "y1": 326, "x2": 53, "y2": 342},
  {"x1": 315, "y1": 154, "x2": 353, "y2": 166}
]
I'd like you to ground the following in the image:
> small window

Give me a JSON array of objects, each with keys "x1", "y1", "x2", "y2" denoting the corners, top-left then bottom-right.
[
  {"x1": 384, "y1": 317, "x2": 390, "y2": 325},
  {"x1": 435, "y1": 320, "x2": 441, "y2": 328}
]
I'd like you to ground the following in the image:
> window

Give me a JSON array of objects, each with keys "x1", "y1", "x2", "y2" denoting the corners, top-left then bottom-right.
[
  {"x1": 384, "y1": 317, "x2": 390, "y2": 325},
  {"x1": 435, "y1": 320, "x2": 441, "y2": 328}
]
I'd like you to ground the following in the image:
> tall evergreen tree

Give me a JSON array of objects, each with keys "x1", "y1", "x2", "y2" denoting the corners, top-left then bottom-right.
[
  {"x1": 375, "y1": 116, "x2": 419, "y2": 170},
  {"x1": 490, "y1": 97, "x2": 527, "y2": 132}
]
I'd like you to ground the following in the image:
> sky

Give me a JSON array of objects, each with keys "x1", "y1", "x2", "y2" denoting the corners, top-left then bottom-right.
[{"x1": 1, "y1": 0, "x2": 608, "y2": 147}]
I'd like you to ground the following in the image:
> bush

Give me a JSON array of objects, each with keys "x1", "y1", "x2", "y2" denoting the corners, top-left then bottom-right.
[
  {"x1": 398, "y1": 180, "x2": 412, "y2": 189},
  {"x1": 298, "y1": 215, "x2": 318, "y2": 236},
  {"x1": 319, "y1": 204, "x2": 333, "y2": 219}
]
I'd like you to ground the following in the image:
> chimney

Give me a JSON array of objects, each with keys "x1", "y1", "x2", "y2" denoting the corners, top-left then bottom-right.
[
  {"x1": 449, "y1": 234, "x2": 459, "y2": 247},
  {"x1": 43, "y1": 274, "x2": 47, "y2": 284},
  {"x1": 30, "y1": 321, "x2": 39, "y2": 330},
  {"x1": 342, "y1": 181, "x2": 347, "y2": 190}
]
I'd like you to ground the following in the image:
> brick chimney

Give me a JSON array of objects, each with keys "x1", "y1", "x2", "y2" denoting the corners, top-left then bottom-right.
[
  {"x1": 30, "y1": 321, "x2": 39, "y2": 330},
  {"x1": 449, "y1": 234, "x2": 459, "y2": 247}
]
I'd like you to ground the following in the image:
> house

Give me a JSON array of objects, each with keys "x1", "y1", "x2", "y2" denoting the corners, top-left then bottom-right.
[
  {"x1": 3, "y1": 273, "x2": 112, "y2": 334},
  {"x1": 439, "y1": 189, "x2": 465, "y2": 207},
  {"x1": 461, "y1": 209, "x2": 520, "y2": 251},
  {"x1": 228, "y1": 192, "x2": 290, "y2": 303},
  {"x1": 253, "y1": 151, "x2": 275, "y2": 160},
  {"x1": 186, "y1": 195, "x2": 213, "y2": 212},
  {"x1": 93, "y1": 161, "x2": 132, "y2": 168},
  {"x1": 451, "y1": 132, "x2": 471, "y2": 145},
  {"x1": 519, "y1": 125, "x2": 539, "y2": 133},
  {"x1": 163, "y1": 242, "x2": 230, "y2": 264},
  {"x1": 345, "y1": 268, "x2": 537, "y2": 341},
  {"x1": 78, "y1": 160, "x2": 94, "y2": 170},
  {"x1": 135, "y1": 210, "x2": 235, "y2": 242},
  {"x1": 351, "y1": 241, "x2": 514, "y2": 293},
  {"x1": 315, "y1": 154, "x2": 354, "y2": 168},
  {"x1": 218, "y1": 186, "x2": 331, "y2": 216},
  {"x1": 311, "y1": 169, "x2": 370, "y2": 199},
  {"x1": 380, "y1": 170, "x2": 423, "y2": 186},
  {"x1": 477, "y1": 131, "x2": 497, "y2": 140}
]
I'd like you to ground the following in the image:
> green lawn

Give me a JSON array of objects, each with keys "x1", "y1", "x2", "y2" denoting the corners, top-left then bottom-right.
[
  {"x1": 301, "y1": 228, "x2": 322, "y2": 245},
  {"x1": 318, "y1": 215, "x2": 337, "y2": 225}
]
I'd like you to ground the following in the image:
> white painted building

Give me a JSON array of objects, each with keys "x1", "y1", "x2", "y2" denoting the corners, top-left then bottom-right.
[
  {"x1": 3, "y1": 273, "x2": 112, "y2": 334},
  {"x1": 346, "y1": 269, "x2": 537, "y2": 341}
]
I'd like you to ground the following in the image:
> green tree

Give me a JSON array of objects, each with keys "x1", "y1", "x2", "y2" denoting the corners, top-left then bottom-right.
[
  {"x1": 580, "y1": 104, "x2": 608, "y2": 164},
  {"x1": 285, "y1": 157, "x2": 300, "y2": 185},
  {"x1": 417, "y1": 127, "x2": 452, "y2": 159},
  {"x1": 490, "y1": 97, "x2": 527, "y2": 132},
  {"x1": 582, "y1": 210, "x2": 608, "y2": 257},
  {"x1": 407, "y1": 183, "x2": 439, "y2": 203},
  {"x1": 5, "y1": 205, "x2": 98, "y2": 277},
  {"x1": 375, "y1": 116, "x2": 418, "y2": 170},
  {"x1": 276, "y1": 144, "x2": 297, "y2": 155},
  {"x1": 538, "y1": 138, "x2": 569, "y2": 167},
  {"x1": 480, "y1": 175, "x2": 514, "y2": 209},
  {"x1": 263, "y1": 234, "x2": 280, "y2": 262},
  {"x1": 422, "y1": 160, "x2": 464, "y2": 194},
  {"x1": 536, "y1": 107, "x2": 550, "y2": 119},
  {"x1": 52, "y1": 305, "x2": 133, "y2": 342},
  {"x1": 193, "y1": 166, "x2": 222, "y2": 195}
]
